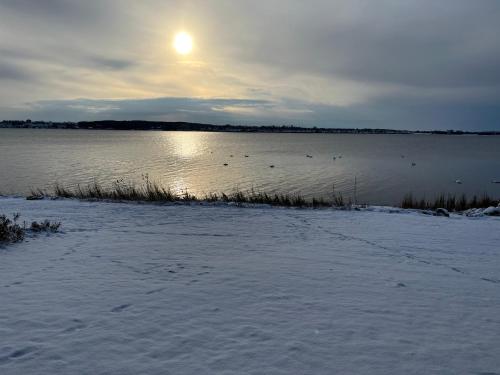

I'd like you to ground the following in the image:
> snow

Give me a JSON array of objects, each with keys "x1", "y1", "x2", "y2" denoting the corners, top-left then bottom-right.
[
  {"x1": 464, "y1": 205, "x2": 500, "y2": 217},
  {"x1": 1, "y1": 197, "x2": 500, "y2": 375},
  {"x1": 483, "y1": 206, "x2": 500, "y2": 216}
]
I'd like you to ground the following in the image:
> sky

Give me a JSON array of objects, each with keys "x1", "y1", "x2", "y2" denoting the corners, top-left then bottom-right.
[{"x1": 1, "y1": 0, "x2": 500, "y2": 130}]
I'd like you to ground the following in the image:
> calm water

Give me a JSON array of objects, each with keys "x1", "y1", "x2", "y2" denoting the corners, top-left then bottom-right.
[{"x1": 1, "y1": 128, "x2": 500, "y2": 205}]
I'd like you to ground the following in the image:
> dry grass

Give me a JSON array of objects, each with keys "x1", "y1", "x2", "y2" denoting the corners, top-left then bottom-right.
[
  {"x1": 37, "y1": 177, "x2": 341, "y2": 209},
  {"x1": 0, "y1": 213, "x2": 24, "y2": 243},
  {"x1": 30, "y1": 177, "x2": 500, "y2": 212},
  {"x1": 0, "y1": 213, "x2": 61, "y2": 245},
  {"x1": 401, "y1": 193, "x2": 498, "y2": 211}
]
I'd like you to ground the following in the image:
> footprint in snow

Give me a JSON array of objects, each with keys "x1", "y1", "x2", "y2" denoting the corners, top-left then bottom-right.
[
  {"x1": 62, "y1": 319, "x2": 86, "y2": 333},
  {"x1": 111, "y1": 304, "x2": 132, "y2": 313},
  {"x1": 481, "y1": 277, "x2": 500, "y2": 284},
  {"x1": 0, "y1": 346, "x2": 38, "y2": 363},
  {"x1": 146, "y1": 288, "x2": 166, "y2": 295},
  {"x1": 451, "y1": 267, "x2": 465, "y2": 274}
]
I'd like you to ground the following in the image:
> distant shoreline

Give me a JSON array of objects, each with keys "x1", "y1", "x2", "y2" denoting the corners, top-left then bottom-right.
[{"x1": 1, "y1": 120, "x2": 500, "y2": 135}]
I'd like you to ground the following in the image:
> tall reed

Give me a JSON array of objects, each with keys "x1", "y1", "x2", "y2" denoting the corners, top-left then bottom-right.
[
  {"x1": 401, "y1": 193, "x2": 498, "y2": 211},
  {"x1": 42, "y1": 179, "x2": 337, "y2": 209}
]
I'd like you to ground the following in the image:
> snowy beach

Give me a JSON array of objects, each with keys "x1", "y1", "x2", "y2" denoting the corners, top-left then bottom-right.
[{"x1": 1, "y1": 197, "x2": 500, "y2": 374}]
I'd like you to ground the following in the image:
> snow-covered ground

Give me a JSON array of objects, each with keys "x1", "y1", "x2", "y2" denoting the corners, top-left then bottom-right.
[{"x1": 1, "y1": 197, "x2": 499, "y2": 375}]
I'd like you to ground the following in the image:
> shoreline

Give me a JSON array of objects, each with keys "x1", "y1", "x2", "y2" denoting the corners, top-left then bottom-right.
[
  {"x1": 2, "y1": 195, "x2": 499, "y2": 218},
  {"x1": 27, "y1": 179, "x2": 500, "y2": 214},
  {"x1": 2, "y1": 122, "x2": 500, "y2": 136}
]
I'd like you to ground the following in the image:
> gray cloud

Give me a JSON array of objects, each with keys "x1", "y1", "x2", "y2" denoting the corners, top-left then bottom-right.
[
  {"x1": 206, "y1": 1, "x2": 500, "y2": 89},
  {"x1": 87, "y1": 57, "x2": 136, "y2": 71},
  {"x1": 3, "y1": 95, "x2": 495, "y2": 131},
  {"x1": 17, "y1": 97, "x2": 274, "y2": 124},
  {"x1": 0, "y1": 0, "x2": 78, "y2": 14},
  {"x1": 0, "y1": 0, "x2": 104, "y2": 24},
  {"x1": 0, "y1": 61, "x2": 33, "y2": 81},
  {"x1": 0, "y1": 0, "x2": 500, "y2": 130}
]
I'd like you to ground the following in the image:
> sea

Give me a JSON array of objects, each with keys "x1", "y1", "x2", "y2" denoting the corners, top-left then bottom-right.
[{"x1": 1, "y1": 128, "x2": 499, "y2": 205}]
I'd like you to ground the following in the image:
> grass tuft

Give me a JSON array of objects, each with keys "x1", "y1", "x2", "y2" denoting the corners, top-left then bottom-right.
[
  {"x1": 30, "y1": 220, "x2": 61, "y2": 233},
  {"x1": 0, "y1": 213, "x2": 61, "y2": 245},
  {"x1": 0, "y1": 213, "x2": 24, "y2": 243}
]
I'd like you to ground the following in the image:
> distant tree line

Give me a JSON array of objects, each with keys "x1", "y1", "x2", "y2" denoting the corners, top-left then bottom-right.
[{"x1": 1, "y1": 120, "x2": 499, "y2": 135}]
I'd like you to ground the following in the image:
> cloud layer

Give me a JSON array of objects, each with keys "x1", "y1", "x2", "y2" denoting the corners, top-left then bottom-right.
[{"x1": 1, "y1": 0, "x2": 500, "y2": 130}]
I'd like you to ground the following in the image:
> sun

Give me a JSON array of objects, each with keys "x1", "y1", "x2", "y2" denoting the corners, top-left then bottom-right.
[{"x1": 173, "y1": 32, "x2": 193, "y2": 55}]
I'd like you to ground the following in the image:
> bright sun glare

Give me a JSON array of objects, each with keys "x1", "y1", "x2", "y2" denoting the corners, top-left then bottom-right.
[{"x1": 174, "y1": 32, "x2": 193, "y2": 55}]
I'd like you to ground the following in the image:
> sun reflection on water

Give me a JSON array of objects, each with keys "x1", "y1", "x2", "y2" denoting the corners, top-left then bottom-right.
[{"x1": 160, "y1": 132, "x2": 207, "y2": 159}]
